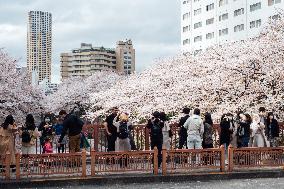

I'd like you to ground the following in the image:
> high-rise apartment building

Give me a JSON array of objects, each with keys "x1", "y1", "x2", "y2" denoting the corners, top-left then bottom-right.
[
  {"x1": 27, "y1": 11, "x2": 52, "y2": 83},
  {"x1": 60, "y1": 40, "x2": 135, "y2": 80},
  {"x1": 181, "y1": 0, "x2": 283, "y2": 54}
]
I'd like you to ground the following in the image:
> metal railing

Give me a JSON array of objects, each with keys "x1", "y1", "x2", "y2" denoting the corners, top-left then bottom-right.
[{"x1": 1, "y1": 146, "x2": 284, "y2": 180}]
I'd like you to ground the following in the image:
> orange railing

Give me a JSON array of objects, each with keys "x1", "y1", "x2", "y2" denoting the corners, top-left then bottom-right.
[
  {"x1": 228, "y1": 146, "x2": 284, "y2": 171},
  {"x1": 15, "y1": 151, "x2": 86, "y2": 179},
  {"x1": 90, "y1": 148, "x2": 157, "y2": 175},
  {"x1": 1, "y1": 146, "x2": 284, "y2": 180},
  {"x1": 161, "y1": 145, "x2": 225, "y2": 175}
]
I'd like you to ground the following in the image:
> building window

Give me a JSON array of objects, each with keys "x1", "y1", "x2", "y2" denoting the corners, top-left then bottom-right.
[
  {"x1": 183, "y1": 26, "x2": 190, "y2": 32},
  {"x1": 250, "y1": 2, "x2": 261, "y2": 12},
  {"x1": 206, "y1": 18, "x2": 214, "y2": 25},
  {"x1": 219, "y1": 13, "x2": 228, "y2": 21},
  {"x1": 234, "y1": 24, "x2": 245, "y2": 32},
  {"x1": 194, "y1": 49, "x2": 202, "y2": 55},
  {"x1": 183, "y1": 39, "x2": 190, "y2": 45},
  {"x1": 206, "y1": 32, "x2": 214, "y2": 39},
  {"x1": 219, "y1": 0, "x2": 228, "y2": 7},
  {"x1": 219, "y1": 28, "x2": 228, "y2": 36},
  {"x1": 234, "y1": 8, "x2": 245, "y2": 17},
  {"x1": 194, "y1": 0, "x2": 200, "y2": 2},
  {"x1": 194, "y1": 36, "x2": 202, "y2": 42},
  {"x1": 250, "y1": 19, "x2": 261, "y2": 28},
  {"x1": 194, "y1": 22, "x2": 202, "y2": 29},
  {"x1": 268, "y1": 0, "x2": 281, "y2": 6},
  {"x1": 206, "y1": 3, "x2": 214, "y2": 11},
  {"x1": 270, "y1": 14, "x2": 280, "y2": 20},
  {"x1": 183, "y1": 13, "x2": 189, "y2": 20},
  {"x1": 194, "y1": 8, "x2": 202, "y2": 16},
  {"x1": 183, "y1": 0, "x2": 189, "y2": 4}
]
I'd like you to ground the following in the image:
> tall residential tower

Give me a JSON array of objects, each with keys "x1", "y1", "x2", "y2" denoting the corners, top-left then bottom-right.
[
  {"x1": 27, "y1": 11, "x2": 52, "y2": 83},
  {"x1": 181, "y1": 0, "x2": 283, "y2": 54}
]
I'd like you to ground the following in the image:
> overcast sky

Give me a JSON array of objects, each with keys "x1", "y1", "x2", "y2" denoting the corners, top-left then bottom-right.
[{"x1": 0, "y1": 0, "x2": 181, "y2": 83}]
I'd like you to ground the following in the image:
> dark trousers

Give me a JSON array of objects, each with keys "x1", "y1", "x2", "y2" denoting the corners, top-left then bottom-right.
[
  {"x1": 237, "y1": 137, "x2": 249, "y2": 148},
  {"x1": 107, "y1": 133, "x2": 117, "y2": 152},
  {"x1": 57, "y1": 144, "x2": 65, "y2": 153},
  {"x1": 151, "y1": 137, "x2": 163, "y2": 168},
  {"x1": 178, "y1": 129, "x2": 188, "y2": 149}
]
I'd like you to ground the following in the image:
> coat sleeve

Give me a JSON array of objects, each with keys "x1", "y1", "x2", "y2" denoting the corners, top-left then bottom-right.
[
  {"x1": 200, "y1": 120, "x2": 204, "y2": 137},
  {"x1": 183, "y1": 117, "x2": 190, "y2": 130},
  {"x1": 146, "y1": 119, "x2": 152, "y2": 129}
]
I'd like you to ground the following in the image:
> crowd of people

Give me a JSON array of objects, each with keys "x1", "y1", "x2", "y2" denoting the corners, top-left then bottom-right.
[
  {"x1": 0, "y1": 106, "x2": 88, "y2": 171},
  {"x1": 104, "y1": 107, "x2": 281, "y2": 168},
  {"x1": 0, "y1": 105, "x2": 281, "y2": 171}
]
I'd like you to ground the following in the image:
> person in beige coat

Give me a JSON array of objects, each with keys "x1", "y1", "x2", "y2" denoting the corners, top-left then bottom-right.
[{"x1": 0, "y1": 115, "x2": 18, "y2": 171}]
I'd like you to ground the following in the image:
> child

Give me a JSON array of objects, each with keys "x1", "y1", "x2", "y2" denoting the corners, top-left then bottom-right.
[{"x1": 43, "y1": 137, "x2": 53, "y2": 153}]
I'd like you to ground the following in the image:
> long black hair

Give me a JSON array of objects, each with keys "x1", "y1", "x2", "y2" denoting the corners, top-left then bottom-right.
[
  {"x1": 243, "y1": 113, "x2": 252, "y2": 125},
  {"x1": 204, "y1": 112, "x2": 213, "y2": 125},
  {"x1": 267, "y1": 112, "x2": 277, "y2": 124},
  {"x1": 25, "y1": 114, "x2": 36, "y2": 130},
  {"x1": 2, "y1": 115, "x2": 14, "y2": 129}
]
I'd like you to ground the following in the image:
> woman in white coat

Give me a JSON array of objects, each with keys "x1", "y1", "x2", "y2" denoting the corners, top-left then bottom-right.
[
  {"x1": 160, "y1": 112, "x2": 172, "y2": 150},
  {"x1": 250, "y1": 114, "x2": 268, "y2": 147}
]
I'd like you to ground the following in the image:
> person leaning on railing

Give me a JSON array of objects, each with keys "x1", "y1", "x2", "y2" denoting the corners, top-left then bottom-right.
[
  {"x1": 265, "y1": 112, "x2": 280, "y2": 147},
  {"x1": 236, "y1": 113, "x2": 252, "y2": 148},
  {"x1": 146, "y1": 111, "x2": 164, "y2": 169},
  {"x1": 178, "y1": 107, "x2": 190, "y2": 149},
  {"x1": 103, "y1": 107, "x2": 119, "y2": 152},
  {"x1": 183, "y1": 108, "x2": 204, "y2": 149},
  {"x1": 21, "y1": 114, "x2": 40, "y2": 156},
  {"x1": 57, "y1": 108, "x2": 84, "y2": 153}
]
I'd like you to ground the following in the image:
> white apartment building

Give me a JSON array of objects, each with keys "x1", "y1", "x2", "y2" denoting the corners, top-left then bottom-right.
[
  {"x1": 181, "y1": 0, "x2": 283, "y2": 54},
  {"x1": 27, "y1": 11, "x2": 52, "y2": 83}
]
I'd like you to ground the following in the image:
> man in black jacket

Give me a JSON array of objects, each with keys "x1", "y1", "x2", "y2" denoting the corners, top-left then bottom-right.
[
  {"x1": 58, "y1": 108, "x2": 84, "y2": 153},
  {"x1": 104, "y1": 107, "x2": 119, "y2": 152},
  {"x1": 146, "y1": 111, "x2": 164, "y2": 169},
  {"x1": 178, "y1": 108, "x2": 190, "y2": 149}
]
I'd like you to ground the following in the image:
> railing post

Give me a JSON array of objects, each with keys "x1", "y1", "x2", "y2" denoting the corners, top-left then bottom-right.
[
  {"x1": 162, "y1": 145, "x2": 167, "y2": 175},
  {"x1": 153, "y1": 147, "x2": 158, "y2": 175},
  {"x1": 81, "y1": 149, "x2": 87, "y2": 177},
  {"x1": 220, "y1": 145, "x2": 225, "y2": 172},
  {"x1": 145, "y1": 127, "x2": 150, "y2": 150},
  {"x1": 16, "y1": 153, "x2": 20, "y2": 180},
  {"x1": 93, "y1": 124, "x2": 99, "y2": 152},
  {"x1": 5, "y1": 152, "x2": 10, "y2": 180},
  {"x1": 91, "y1": 149, "x2": 95, "y2": 176},
  {"x1": 228, "y1": 145, "x2": 234, "y2": 172}
]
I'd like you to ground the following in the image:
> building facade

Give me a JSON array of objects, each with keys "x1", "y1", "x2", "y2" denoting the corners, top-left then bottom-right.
[
  {"x1": 181, "y1": 0, "x2": 283, "y2": 54},
  {"x1": 27, "y1": 11, "x2": 52, "y2": 83},
  {"x1": 60, "y1": 40, "x2": 135, "y2": 80}
]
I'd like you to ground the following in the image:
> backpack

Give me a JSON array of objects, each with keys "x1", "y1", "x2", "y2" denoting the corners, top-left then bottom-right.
[
  {"x1": 22, "y1": 129, "x2": 31, "y2": 143},
  {"x1": 118, "y1": 122, "x2": 129, "y2": 139},
  {"x1": 151, "y1": 120, "x2": 162, "y2": 137}
]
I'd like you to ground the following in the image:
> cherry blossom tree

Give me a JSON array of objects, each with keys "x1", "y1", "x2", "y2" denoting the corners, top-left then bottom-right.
[
  {"x1": 89, "y1": 12, "x2": 284, "y2": 123},
  {"x1": 43, "y1": 71, "x2": 124, "y2": 115},
  {"x1": 0, "y1": 49, "x2": 44, "y2": 124}
]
